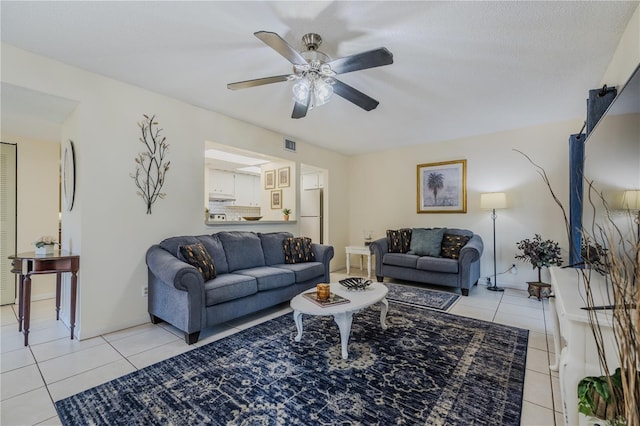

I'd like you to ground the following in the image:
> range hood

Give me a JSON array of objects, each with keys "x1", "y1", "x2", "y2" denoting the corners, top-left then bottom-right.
[{"x1": 209, "y1": 193, "x2": 236, "y2": 202}]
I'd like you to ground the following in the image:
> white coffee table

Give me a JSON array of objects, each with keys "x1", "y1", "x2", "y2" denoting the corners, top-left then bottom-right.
[{"x1": 290, "y1": 282, "x2": 388, "y2": 360}]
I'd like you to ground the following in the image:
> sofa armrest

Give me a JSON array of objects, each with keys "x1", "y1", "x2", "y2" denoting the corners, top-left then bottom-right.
[
  {"x1": 459, "y1": 234, "x2": 484, "y2": 265},
  {"x1": 312, "y1": 243, "x2": 335, "y2": 282},
  {"x1": 146, "y1": 245, "x2": 204, "y2": 293},
  {"x1": 369, "y1": 238, "x2": 388, "y2": 278}
]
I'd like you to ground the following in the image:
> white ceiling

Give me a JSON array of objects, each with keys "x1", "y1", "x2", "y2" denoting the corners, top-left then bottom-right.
[{"x1": 1, "y1": 1, "x2": 638, "y2": 155}]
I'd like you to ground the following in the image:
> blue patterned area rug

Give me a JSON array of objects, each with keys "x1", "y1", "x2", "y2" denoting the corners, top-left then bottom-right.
[
  {"x1": 56, "y1": 303, "x2": 528, "y2": 425},
  {"x1": 385, "y1": 282, "x2": 460, "y2": 311}
]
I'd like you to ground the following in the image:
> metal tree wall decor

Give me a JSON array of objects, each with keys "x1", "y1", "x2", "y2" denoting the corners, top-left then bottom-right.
[{"x1": 131, "y1": 114, "x2": 170, "y2": 214}]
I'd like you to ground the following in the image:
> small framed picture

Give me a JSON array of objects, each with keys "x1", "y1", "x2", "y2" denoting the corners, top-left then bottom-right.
[
  {"x1": 271, "y1": 190, "x2": 282, "y2": 209},
  {"x1": 278, "y1": 167, "x2": 290, "y2": 188},
  {"x1": 417, "y1": 159, "x2": 467, "y2": 213},
  {"x1": 265, "y1": 170, "x2": 276, "y2": 189}
]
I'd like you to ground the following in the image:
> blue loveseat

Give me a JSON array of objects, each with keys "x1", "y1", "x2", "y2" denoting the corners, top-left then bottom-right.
[
  {"x1": 369, "y1": 227, "x2": 483, "y2": 296},
  {"x1": 146, "y1": 231, "x2": 334, "y2": 344}
]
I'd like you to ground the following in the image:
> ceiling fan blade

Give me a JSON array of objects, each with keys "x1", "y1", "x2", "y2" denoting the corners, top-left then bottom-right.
[
  {"x1": 332, "y1": 79, "x2": 380, "y2": 111},
  {"x1": 328, "y1": 47, "x2": 393, "y2": 75},
  {"x1": 291, "y1": 101, "x2": 309, "y2": 119},
  {"x1": 254, "y1": 31, "x2": 308, "y2": 66},
  {"x1": 227, "y1": 75, "x2": 291, "y2": 90}
]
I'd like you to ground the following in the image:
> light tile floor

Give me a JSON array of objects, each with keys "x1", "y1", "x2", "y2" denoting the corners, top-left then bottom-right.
[{"x1": 1, "y1": 270, "x2": 561, "y2": 425}]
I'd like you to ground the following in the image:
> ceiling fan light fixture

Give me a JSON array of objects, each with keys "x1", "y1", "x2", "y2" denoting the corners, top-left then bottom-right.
[
  {"x1": 292, "y1": 78, "x2": 310, "y2": 104},
  {"x1": 292, "y1": 74, "x2": 333, "y2": 109}
]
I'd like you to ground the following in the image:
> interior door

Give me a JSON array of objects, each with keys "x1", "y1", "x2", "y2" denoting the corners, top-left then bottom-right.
[{"x1": 0, "y1": 142, "x2": 17, "y2": 305}]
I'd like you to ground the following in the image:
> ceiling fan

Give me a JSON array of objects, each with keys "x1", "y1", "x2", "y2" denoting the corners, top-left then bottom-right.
[{"x1": 227, "y1": 31, "x2": 393, "y2": 119}]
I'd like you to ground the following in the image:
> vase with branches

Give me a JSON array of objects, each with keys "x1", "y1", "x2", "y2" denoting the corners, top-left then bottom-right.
[
  {"x1": 515, "y1": 234, "x2": 563, "y2": 283},
  {"x1": 516, "y1": 149, "x2": 638, "y2": 426},
  {"x1": 131, "y1": 114, "x2": 170, "y2": 214}
]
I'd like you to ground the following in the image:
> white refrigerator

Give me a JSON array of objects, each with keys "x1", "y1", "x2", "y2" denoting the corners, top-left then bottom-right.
[{"x1": 300, "y1": 188, "x2": 323, "y2": 243}]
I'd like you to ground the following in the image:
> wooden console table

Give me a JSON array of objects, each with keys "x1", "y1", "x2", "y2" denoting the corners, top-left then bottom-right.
[{"x1": 9, "y1": 251, "x2": 80, "y2": 346}]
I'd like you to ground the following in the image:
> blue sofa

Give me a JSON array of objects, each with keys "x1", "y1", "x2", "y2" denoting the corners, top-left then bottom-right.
[
  {"x1": 369, "y1": 228, "x2": 483, "y2": 296},
  {"x1": 146, "y1": 231, "x2": 334, "y2": 344}
]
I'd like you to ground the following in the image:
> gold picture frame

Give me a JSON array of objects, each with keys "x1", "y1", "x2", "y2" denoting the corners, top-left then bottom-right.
[
  {"x1": 278, "y1": 167, "x2": 290, "y2": 188},
  {"x1": 264, "y1": 170, "x2": 276, "y2": 189},
  {"x1": 417, "y1": 159, "x2": 467, "y2": 213},
  {"x1": 270, "y1": 189, "x2": 282, "y2": 209}
]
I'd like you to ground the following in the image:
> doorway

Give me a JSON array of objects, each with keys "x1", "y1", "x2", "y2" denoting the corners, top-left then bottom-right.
[{"x1": 1, "y1": 142, "x2": 17, "y2": 305}]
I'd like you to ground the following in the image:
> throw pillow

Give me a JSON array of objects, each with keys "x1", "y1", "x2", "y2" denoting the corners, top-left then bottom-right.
[
  {"x1": 408, "y1": 227, "x2": 445, "y2": 257},
  {"x1": 283, "y1": 237, "x2": 316, "y2": 264},
  {"x1": 386, "y1": 228, "x2": 412, "y2": 253},
  {"x1": 440, "y1": 233, "x2": 471, "y2": 259},
  {"x1": 179, "y1": 242, "x2": 216, "y2": 281}
]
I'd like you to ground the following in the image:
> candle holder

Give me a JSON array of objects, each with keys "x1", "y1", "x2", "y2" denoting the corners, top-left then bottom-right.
[{"x1": 316, "y1": 283, "x2": 330, "y2": 301}]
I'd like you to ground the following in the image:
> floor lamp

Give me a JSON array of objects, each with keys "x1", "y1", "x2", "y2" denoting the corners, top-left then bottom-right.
[{"x1": 480, "y1": 192, "x2": 507, "y2": 292}]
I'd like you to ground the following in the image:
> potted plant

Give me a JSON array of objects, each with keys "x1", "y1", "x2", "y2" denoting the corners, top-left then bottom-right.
[
  {"x1": 515, "y1": 234, "x2": 563, "y2": 284},
  {"x1": 34, "y1": 235, "x2": 57, "y2": 255},
  {"x1": 578, "y1": 368, "x2": 625, "y2": 425},
  {"x1": 282, "y1": 208, "x2": 291, "y2": 221}
]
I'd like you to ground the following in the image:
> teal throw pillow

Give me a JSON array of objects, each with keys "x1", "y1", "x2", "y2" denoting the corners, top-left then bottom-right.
[{"x1": 408, "y1": 228, "x2": 445, "y2": 257}]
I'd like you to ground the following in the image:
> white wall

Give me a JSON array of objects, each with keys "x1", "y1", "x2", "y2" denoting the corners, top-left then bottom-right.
[
  {"x1": 1, "y1": 43, "x2": 349, "y2": 339},
  {"x1": 0, "y1": 133, "x2": 60, "y2": 300}
]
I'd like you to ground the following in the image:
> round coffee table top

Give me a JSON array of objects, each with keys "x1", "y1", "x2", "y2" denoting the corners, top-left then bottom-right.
[{"x1": 290, "y1": 282, "x2": 388, "y2": 315}]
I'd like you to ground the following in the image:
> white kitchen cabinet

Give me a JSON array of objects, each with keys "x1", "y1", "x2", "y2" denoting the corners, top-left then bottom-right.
[
  {"x1": 235, "y1": 173, "x2": 260, "y2": 206},
  {"x1": 209, "y1": 169, "x2": 235, "y2": 195},
  {"x1": 302, "y1": 172, "x2": 324, "y2": 190}
]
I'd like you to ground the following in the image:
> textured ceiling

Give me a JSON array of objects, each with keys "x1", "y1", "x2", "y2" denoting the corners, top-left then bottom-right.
[{"x1": 1, "y1": 1, "x2": 638, "y2": 155}]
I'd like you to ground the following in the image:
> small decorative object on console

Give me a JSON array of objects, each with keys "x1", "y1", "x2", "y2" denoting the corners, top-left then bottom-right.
[
  {"x1": 34, "y1": 235, "x2": 57, "y2": 255},
  {"x1": 339, "y1": 277, "x2": 373, "y2": 291}
]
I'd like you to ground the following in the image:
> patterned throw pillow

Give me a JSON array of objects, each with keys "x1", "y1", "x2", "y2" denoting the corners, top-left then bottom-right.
[
  {"x1": 440, "y1": 234, "x2": 471, "y2": 259},
  {"x1": 179, "y1": 242, "x2": 216, "y2": 280},
  {"x1": 283, "y1": 237, "x2": 316, "y2": 264},
  {"x1": 386, "y1": 228, "x2": 412, "y2": 253}
]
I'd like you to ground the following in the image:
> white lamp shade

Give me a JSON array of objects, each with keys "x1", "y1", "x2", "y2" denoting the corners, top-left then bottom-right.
[
  {"x1": 622, "y1": 190, "x2": 640, "y2": 210},
  {"x1": 480, "y1": 192, "x2": 507, "y2": 209}
]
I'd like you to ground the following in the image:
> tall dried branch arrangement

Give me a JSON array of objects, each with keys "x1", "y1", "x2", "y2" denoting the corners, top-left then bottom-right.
[
  {"x1": 516, "y1": 149, "x2": 639, "y2": 426},
  {"x1": 131, "y1": 114, "x2": 170, "y2": 214}
]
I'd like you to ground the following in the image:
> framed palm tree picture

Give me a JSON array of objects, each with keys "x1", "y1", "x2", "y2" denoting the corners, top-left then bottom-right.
[{"x1": 417, "y1": 159, "x2": 466, "y2": 213}]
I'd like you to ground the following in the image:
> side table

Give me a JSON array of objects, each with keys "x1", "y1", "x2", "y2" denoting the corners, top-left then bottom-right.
[
  {"x1": 9, "y1": 250, "x2": 80, "y2": 346},
  {"x1": 345, "y1": 246, "x2": 372, "y2": 279}
]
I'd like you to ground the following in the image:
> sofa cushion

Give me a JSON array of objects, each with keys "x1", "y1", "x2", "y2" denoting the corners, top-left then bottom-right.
[
  {"x1": 258, "y1": 232, "x2": 293, "y2": 265},
  {"x1": 386, "y1": 228, "x2": 412, "y2": 253},
  {"x1": 274, "y1": 262, "x2": 325, "y2": 283},
  {"x1": 416, "y1": 256, "x2": 459, "y2": 274},
  {"x1": 196, "y1": 234, "x2": 229, "y2": 274},
  {"x1": 218, "y1": 231, "x2": 266, "y2": 272},
  {"x1": 204, "y1": 273, "x2": 258, "y2": 306},
  {"x1": 440, "y1": 233, "x2": 471, "y2": 260},
  {"x1": 179, "y1": 242, "x2": 216, "y2": 280},
  {"x1": 234, "y1": 266, "x2": 295, "y2": 291},
  {"x1": 383, "y1": 253, "x2": 419, "y2": 268},
  {"x1": 283, "y1": 237, "x2": 316, "y2": 264},
  {"x1": 408, "y1": 228, "x2": 445, "y2": 257}
]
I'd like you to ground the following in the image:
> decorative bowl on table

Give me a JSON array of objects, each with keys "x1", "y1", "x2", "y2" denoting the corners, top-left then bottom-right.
[
  {"x1": 242, "y1": 216, "x2": 262, "y2": 221},
  {"x1": 339, "y1": 277, "x2": 373, "y2": 291}
]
